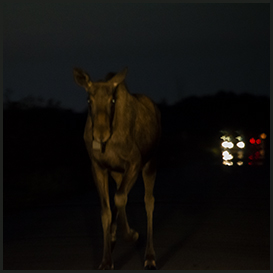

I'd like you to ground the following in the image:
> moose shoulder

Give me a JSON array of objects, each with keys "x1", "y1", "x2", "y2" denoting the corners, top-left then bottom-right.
[{"x1": 73, "y1": 67, "x2": 161, "y2": 270}]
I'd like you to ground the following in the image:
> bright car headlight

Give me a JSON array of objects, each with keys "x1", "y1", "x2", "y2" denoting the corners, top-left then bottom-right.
[
  {"x1": 236, "y1": 141, "x2": 245, "y2": 149},
  {"x1": 221, "y1": 141, "x2": 234, "y2": 149},
  {"x1": 222, "y1": 151, "x2": 233, "y2": 160}
]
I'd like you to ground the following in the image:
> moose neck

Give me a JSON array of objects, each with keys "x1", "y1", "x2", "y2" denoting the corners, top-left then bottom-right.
[{"x1": 112, "y1": 83, "x2": 135, "y2": 133}]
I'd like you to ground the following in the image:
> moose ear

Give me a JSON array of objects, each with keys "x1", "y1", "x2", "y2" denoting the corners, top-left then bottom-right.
[
  {"x1": 73, "y1": 68, "x2": 92, "y2": 89},
  {"x1": 110, "y1": 67, "x2": 128, "y2": 87}
]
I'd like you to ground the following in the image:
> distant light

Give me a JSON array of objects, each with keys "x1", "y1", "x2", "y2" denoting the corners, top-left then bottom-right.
[
  {"x1": 237, "y1": 161, "x2": 243, "y2": 166},
  {"x1": 236, "y1": 141, "x2": 245, "y2": 148},
  {"x1": 221, "y1": 141, "x2": 234, "y2": 149},
  {"x1": 250, "y1": 138, "x2": 256, "y2": 144},
  {"x1": 260, "y1": 133, "x2": 267, "y2": 139},
  {"x1": 222, "y1": 151, "x2": 233, "y2": 160},
  {"x1": 255, "y1": 151, "x2": 260, "y2": 159},
  {"x1": 256, "y1": 139, "x2": 261, "y2": 145},
  {"x1": 221, "y1": 135, "x2": 231, "y2": 141},
  {"x1": 223, "y1": 160, "x2": 233, "y2": 166},
  {"x1": 237, "y1": 150, "x2": 244, "y2": 159},
  {"x1": 236, "y1": 136, "x2": 243, "y2": 141}
]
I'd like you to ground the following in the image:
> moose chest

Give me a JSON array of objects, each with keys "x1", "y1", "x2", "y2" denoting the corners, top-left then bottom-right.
[{"x1": 88, "y1": 139, "x2": 129, "y2": 173}]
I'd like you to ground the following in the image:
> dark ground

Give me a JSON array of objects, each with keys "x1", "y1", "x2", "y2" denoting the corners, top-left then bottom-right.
[{"x1": 3, "y1": 162, "x2": 270, "y2": 270}]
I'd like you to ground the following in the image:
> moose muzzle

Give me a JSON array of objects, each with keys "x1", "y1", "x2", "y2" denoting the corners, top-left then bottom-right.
[{"x1": 92, "y1": 112, "x2": 111, "y2": 153}]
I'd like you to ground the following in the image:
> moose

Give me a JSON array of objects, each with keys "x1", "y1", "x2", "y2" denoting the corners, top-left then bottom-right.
[{"x1": 73, "y1": 67, "x2": 161, "y2": 269}]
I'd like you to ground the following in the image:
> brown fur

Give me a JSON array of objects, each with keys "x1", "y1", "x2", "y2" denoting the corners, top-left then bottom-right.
[{"x1": 73, "y1": 67, "x2": 161, "y2": 269}]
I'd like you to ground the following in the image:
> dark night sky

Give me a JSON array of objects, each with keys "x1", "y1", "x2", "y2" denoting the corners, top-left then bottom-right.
[{"x1": 4, "y1": 2, "x2": 270, "y2": 112}]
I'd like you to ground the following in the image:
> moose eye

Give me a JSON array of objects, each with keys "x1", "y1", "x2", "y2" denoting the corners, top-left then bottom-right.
[
  {"x1": 87, "y1": 99, "x2": 91, "y2": 104},
  {"x1": 111, "y1": 98, "x2": 116, "y2": 104}
]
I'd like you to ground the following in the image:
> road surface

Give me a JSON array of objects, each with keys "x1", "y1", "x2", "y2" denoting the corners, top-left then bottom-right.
[{"x1": 4, "y1": 163, "x2": 270, "y2": 270}]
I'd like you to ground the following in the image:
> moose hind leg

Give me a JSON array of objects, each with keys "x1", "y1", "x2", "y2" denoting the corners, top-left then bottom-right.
[
  {"x1": 114, "y1": 192, "x2": 139, "y2": 242},
  {"x1": 142, "y1": 159, "x2": 157, "y2": 269},
  {"x1": 112, "y1": 168, "x2": 139, "y2": 243}
]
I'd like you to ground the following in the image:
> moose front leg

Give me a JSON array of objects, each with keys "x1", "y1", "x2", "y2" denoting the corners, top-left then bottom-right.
[
  {"x1": 92, "y1": 162, "x2": 113, "y2": 270},
  {"x1": 113, "y1": 163, "x2": 140, "y2": 243}
]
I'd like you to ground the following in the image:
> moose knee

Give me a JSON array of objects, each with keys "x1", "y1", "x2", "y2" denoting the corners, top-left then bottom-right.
[
  {"x1": 114, "y1": 193, "x2": 127, "y2": 208},
  {"x1": 144, "y1": 195, "x2": 155, "y2": 211}
]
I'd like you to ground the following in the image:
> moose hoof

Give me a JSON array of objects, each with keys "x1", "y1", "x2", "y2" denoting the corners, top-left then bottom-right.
[
  {"x1": 144, "y1": 260, "x2": 157, "y2": 270},
  {"x1": 124, "y1": 229, "x2": 139, "y2": 242},
  {"x1": 98, "y1": 262, "x2": 114, "y2": 270}
]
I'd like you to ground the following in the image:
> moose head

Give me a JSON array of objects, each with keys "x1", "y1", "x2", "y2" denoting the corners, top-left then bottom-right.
[{"x1": 73, "y1": 67, "x2": 127, "y2": 144}]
